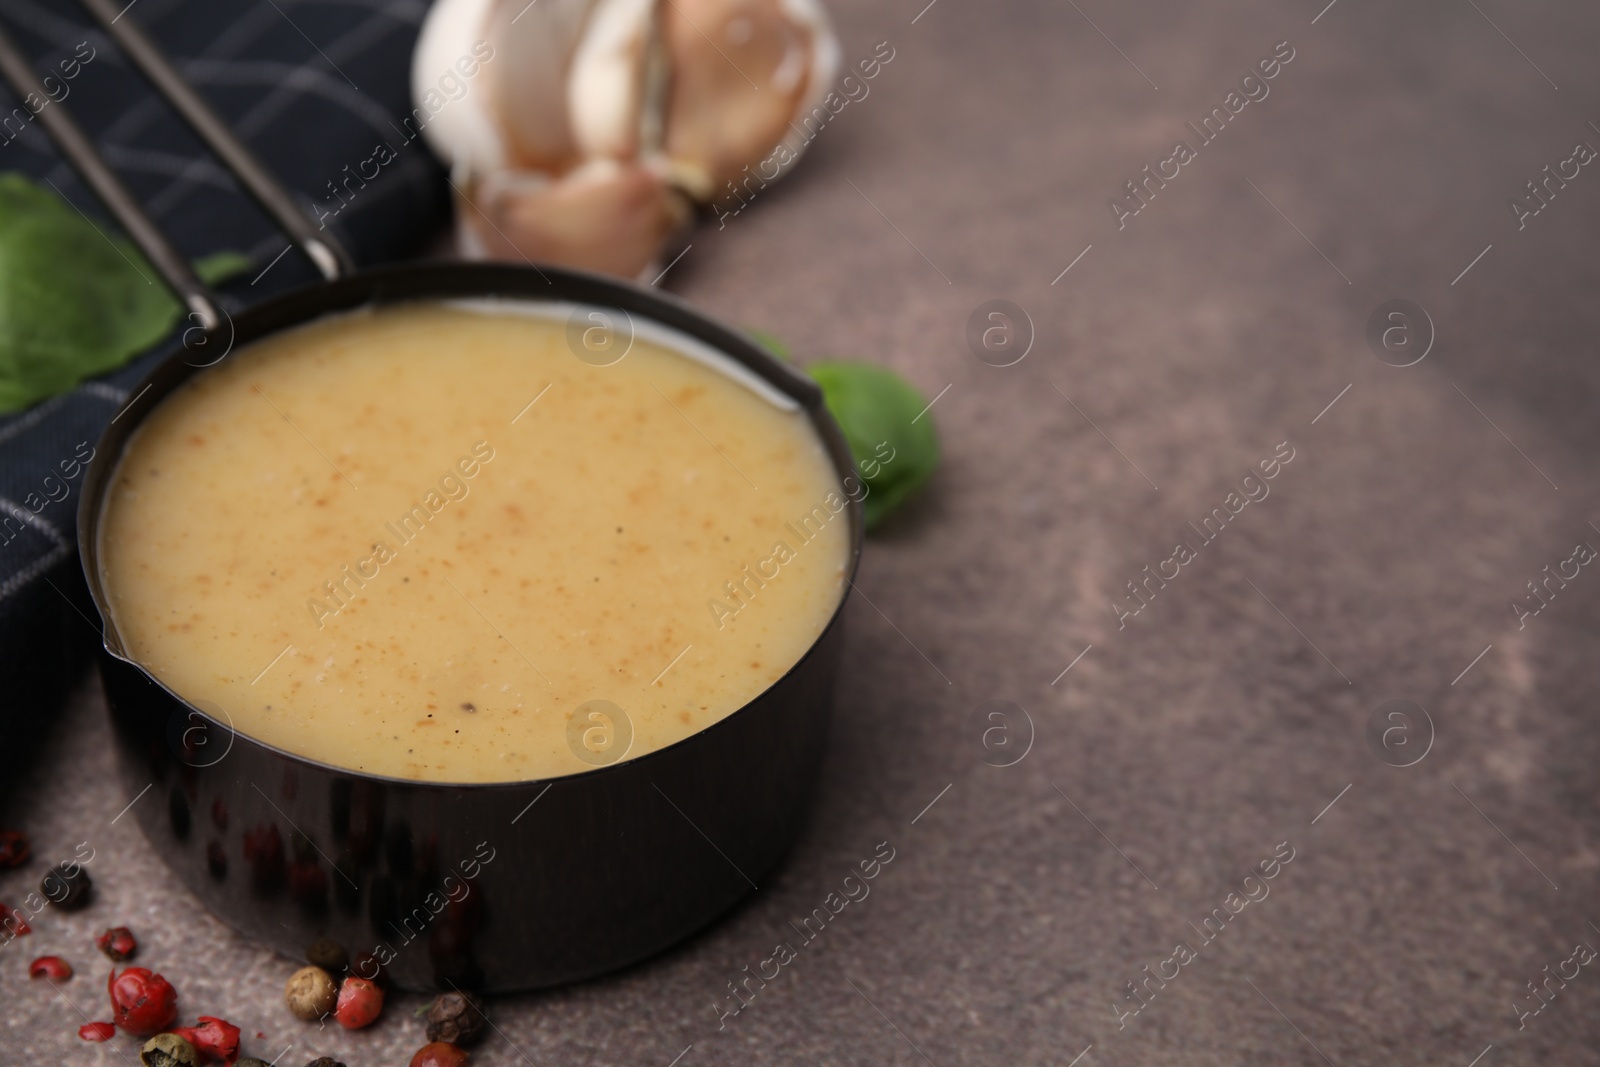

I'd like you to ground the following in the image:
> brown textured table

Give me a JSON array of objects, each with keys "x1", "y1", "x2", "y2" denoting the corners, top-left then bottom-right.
[{"x1": 9, "y1": 0, "x2": 1600, "y2": 1063}]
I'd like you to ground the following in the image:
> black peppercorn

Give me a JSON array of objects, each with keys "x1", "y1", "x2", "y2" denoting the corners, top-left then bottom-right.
[
  {"x1": 40, "y1": 863, "x2": 91, "y2": 910},
  {"x1": 306, "y1": 937, "x2": 348, "y2": 972},
  {"x1": 425, "y1": 990, "x2": 487, "y2": 1046},
  {"x1": 235, "y1": 1061, "x2": 272, "y2": 1067},
  {"x1": 304, "y1": 1059, "x2": 348, "y2": 1067}
]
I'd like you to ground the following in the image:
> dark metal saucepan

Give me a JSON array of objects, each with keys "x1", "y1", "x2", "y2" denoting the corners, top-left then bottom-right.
[{"x1": 0, "y1": 1, "x2": 861, "y2": 991}]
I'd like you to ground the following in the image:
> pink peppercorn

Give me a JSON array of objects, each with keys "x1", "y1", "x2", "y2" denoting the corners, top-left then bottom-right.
[
  {"x1": 107, "y1": 966, "x2": 179, "y2": 1036},
  {"x1": 97, "y1": 925, "x2": 138, "y2": 962},
  {"x1": 29, "y1": 955, "x2": 72, "y2": 980},
  {"x1": 333, "y1": 975, "x2": 383, "y2": 1029}
]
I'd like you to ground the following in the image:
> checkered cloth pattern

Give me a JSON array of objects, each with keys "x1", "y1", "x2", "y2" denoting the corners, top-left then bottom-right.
[{"x1": 0, "y1": 0, "x2": 446, "y2": 749}]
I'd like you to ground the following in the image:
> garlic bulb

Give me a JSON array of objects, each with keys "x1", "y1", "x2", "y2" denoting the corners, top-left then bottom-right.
[{"x1": 412, "y1": 0, "x2": 839, "y2": 278}]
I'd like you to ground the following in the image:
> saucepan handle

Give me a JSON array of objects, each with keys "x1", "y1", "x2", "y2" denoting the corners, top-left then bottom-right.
[
  {"x1": 0, "y1": 7, "x2": 358, "y2": 334},
  {"x1": 75, "y1": 0, "x2": 352, "y2": 282},
  {"x1": 0, "y1": 21, "x2": 228, "y2": 329}
]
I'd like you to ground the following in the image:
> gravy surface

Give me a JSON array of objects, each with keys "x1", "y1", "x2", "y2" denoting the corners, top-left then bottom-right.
[{"x1": 100, "y1": 302, "x2": 850, "y2": 782}]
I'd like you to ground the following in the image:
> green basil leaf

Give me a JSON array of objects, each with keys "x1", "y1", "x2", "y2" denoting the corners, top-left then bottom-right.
[
  {"x1": 195, "y1": 250, "x2": 253, "y2": 286},
  {"x1": 807, "y1": 359, "x2": 939, "y2": 530},
  {"x1": 0, "y1": 173, "x2": 247, "y2": 414}
]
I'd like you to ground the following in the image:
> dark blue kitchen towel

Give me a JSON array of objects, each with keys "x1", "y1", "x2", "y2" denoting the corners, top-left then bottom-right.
[{"x1": 0, "y1": 0, "x2": 447, "y2": 771}]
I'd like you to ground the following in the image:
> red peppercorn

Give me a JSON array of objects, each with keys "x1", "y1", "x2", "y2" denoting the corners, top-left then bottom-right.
[
  {"x1": 78, "y1": 1021, "x2": 117, "y2": 1042},
  {"x1": 410, "y1": 1042, "x2": 469, "y2": 1067},
  {"x1": 107, "y1": 966, "x2": 179, "y2": 1036},
  {"x1": 170, "y1": 1015, "x2": 241, "y2": 1063},
  {"x1": 0, "y1": 829, "x2": 28, "y2": 868},
  {"x1": 28, "y1": 955, "x2": 72, "y2": 980},
  {"x1": 97, "y1": 926, "x2": 139, "y2": 962},
  {"x1": 333, "y1": 975, "x2": 383, "y2": 1029},
  {"x1": 0, "y1": 901, "x2": 31, "y2": 936}
]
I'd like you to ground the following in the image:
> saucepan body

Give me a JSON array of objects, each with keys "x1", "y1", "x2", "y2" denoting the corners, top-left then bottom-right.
[{"x1": 78, "y1": 261, "x2": 863, "y2": 992}]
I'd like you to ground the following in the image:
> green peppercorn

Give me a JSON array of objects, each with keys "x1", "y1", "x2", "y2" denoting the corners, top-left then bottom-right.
[
  {"x1": 140, "y1": 1033, "x2": 199, "y2": 1067},
  {"x1": 39, "y1": 863, "x2": 91, "y2": 910},
  {"x1": 425, "y1": 990, "x2": 487, "y2": 1046},
  {"x1": 306, "y1": 937, "x2": 348, "y2": 972}
]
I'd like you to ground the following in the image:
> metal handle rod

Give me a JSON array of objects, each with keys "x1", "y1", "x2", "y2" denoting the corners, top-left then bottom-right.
[
  {"x1": 0, "y1": 22, "x2": 223, "y2": 330},
  {"x1": 77, "y1": 0, "x2": 352, "y2": 281}
]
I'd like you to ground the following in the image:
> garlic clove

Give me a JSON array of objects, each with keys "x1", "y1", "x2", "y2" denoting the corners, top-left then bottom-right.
[
  {"x1": 454, "y1": 159, "x2": 691, "y2": 278},
  {"x1": 489, "y1": 0, "x2": 603, "y2": 171},
  {"x1": 415, "y1": 0, "x2": 601, "y2": 175},
  {"x1": 659, "y1": 0, "x2": 838, "y2": 198},
  {"x1": 413, "y1": 0, "x2": 509, "y2": 171},
  {"x1": 566, "y1": 0, "x2": 660, "y2": 164}
]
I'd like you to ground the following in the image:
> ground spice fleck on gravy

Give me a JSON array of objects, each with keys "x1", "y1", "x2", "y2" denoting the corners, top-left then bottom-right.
[{"x1": 99, "y1": 302, "x2": 849, "y2": 783}]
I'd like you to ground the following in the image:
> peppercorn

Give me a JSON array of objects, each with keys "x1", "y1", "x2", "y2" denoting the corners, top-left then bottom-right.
[
  {"x1": 235, "y1": 1061, "x2": 272, "y2": 1067},
  {"x1": 334, "y1": 974, "x2": 384, "y2": 1029},
  {"x1": 0, "y1": 901, "x2": 32, "y2": 935},
  {"x1": 40, "y1": 863, "x2": 92, "y2": 910},
  {"x1": 303, "y1": 1059, "x2": 347, "y2": 1067},
  {"x1": 410, "y1": 1042, "x2": 469, "y2": 1067},
  {"x1": 171, "y1": 1016, "x2": 241, "y2": 1062},
  {"x1": 306, "y1": 937, "x2": 348, "y2": 972},
  {"x1": 425, "y1": 991, "x2": 486, "y2": 1046},
  {"x1": 78, "y1": 1021, "x2": 116, "y2": 1042},
  {"x1": 285, "y1": 965, "x2": 338, "y2": 1021},
  {"x1": 0, "y1": 829, "x2": 28, "y2": 868},
  {"x1": 108, "y1": 966, "x2": 180, "y2": 1035},
  {"x1": 28, "y1": 955, "x2": 72, "y2": 980},
  {"x1": 140, "y1": 1033, "x2": 200, "y2": 1067},
  {"x1": 97, "y1": 926, "x2": 138, "y2": 962}
]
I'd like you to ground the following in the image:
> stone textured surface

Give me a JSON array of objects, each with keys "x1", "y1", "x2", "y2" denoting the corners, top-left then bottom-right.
[{"x1": 8, "y1": 0, "x2": 1600, "y2": 1063}]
